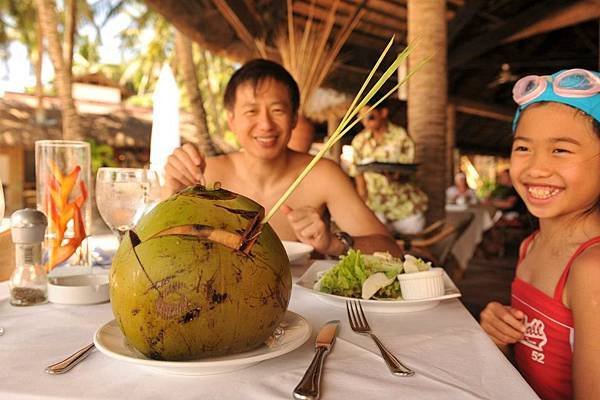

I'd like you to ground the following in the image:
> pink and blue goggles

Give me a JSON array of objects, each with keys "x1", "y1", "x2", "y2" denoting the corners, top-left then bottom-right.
[{"x1": 512, "y1": 68, "x2": 600, "y2": 131}]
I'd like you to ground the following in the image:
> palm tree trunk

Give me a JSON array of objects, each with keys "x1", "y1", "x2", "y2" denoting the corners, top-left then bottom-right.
[
  {"x1": 198, "y1": 49, "x2": 223, "y2": 136},
  {"x1": 34, "y1": 18, "x2": 46, "y2": 125},
  {"x1": 63, "y1": 0, "x2": 76, "y2": 75},
  {"x1": 407, "y1": 0, "x2": 448, "y2": 223},
  {"x1": 35, "y1": 0, "x2": 83, "y2": 140},
  {"x1": 174, "y1": 30, "x2": 220, "y2": 156}
]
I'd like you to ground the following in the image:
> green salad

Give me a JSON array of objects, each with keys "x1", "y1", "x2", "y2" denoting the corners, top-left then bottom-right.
[{"x1": 314, "y1": 250, "x2": 431, "y2": 300}]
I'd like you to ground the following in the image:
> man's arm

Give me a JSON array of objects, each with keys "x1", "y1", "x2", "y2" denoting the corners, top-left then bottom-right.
[
  {"x1": 319, "y1": 160, "x2": 401, "y2": 257},
  {"x1": 354, "y1": 173, "x2": 368, "y2": 201}
]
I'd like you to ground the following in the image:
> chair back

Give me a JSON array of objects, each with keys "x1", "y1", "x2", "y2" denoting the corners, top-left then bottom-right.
[
  {"x1": 398, "y1": 211, "x2": 474, "y2": 268},
  {"x1": 429, "y1": 212, "x2": 474, "y2": 266}
]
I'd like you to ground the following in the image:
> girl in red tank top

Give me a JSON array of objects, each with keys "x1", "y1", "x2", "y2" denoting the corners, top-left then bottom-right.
[{"x1": 480, "y1": 68, "x2": 600, "y2": 400}]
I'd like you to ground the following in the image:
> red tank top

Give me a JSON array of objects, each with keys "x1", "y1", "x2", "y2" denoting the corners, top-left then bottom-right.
[{"x1": 511, "y1": 233, "x2": 600, "y2": 400}]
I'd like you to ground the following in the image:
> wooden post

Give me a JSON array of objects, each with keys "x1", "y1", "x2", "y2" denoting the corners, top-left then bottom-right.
[
  {"x1": 447, "y1": 102, "x2": 456, "y2": 187},
  {"x1": 407, "y1": 0, "x2": 448, "y2": 223}
]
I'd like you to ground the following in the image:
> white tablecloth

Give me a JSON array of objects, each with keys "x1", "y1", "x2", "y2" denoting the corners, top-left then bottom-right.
[
  {"x1": 446, "y1": 205, "x2": 496, "y2": 270},
  {"x1": 0, "y1": 263, "x2": 538, "y2": 400}
]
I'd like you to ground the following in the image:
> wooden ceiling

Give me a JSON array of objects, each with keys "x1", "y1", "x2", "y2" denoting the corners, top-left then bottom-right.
[{"x1": 144, "y1": 0, "x2": 600, "y2": 155}]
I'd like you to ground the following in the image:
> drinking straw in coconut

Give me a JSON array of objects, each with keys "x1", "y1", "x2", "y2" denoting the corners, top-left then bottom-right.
[{"x1": 262, "y1": 37, "x2": 427, "y2": 225}]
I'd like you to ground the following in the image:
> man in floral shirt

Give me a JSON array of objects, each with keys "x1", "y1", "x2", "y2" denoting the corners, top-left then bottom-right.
[{"x1": 349, "y1": 101, "x2": 428, "y2": 234}]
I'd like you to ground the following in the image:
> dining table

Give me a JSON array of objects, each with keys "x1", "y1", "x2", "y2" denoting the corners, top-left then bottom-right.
[
  {"x1": 0, "y1": 253, "x2": 538, "y2": 400},
  {"x1": 445, "y1": 204, "x2": 497, "y2": 271}
]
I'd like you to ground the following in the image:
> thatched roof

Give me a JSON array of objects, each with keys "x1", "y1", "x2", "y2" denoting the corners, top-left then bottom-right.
[
  {"x1": 143, "y1": 0, "x2": 599, "y2": 155},
  {"x1": 0, "y1": 92, "x2": 229, "y2": 151}
]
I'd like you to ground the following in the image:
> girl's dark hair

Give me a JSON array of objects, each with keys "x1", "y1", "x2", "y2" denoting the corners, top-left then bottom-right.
[
  {"x1": 592, "y1": 118, "x2": 600, "y2": 137},
  {"x1": 223, "y1": 59, "x2": 300, "y2": 114}
]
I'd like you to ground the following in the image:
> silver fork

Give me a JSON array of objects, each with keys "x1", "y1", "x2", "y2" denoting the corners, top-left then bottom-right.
[{"x1": 346, "y1": 300, "x2": 415, "y2": 377}]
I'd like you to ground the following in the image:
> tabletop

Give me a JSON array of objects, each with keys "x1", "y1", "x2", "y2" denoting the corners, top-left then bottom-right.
[{"x1": 0, "y1": 259, "x2": 538, "y2": 400}]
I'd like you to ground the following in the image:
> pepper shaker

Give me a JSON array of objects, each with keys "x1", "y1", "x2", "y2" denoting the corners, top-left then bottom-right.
[{"x1": 9, "y1": 209, "x2": 48, "y2": 306}]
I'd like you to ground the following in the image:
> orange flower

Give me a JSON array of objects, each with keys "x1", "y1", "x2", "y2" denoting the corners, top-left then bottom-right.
[{"x1": 44, "y1": 162, "x2": 88, "y2": 272}]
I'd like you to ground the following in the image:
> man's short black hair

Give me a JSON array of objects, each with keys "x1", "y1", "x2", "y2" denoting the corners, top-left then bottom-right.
[{"x1": 223, "y1": 59, "x2": 300, "y2": 114}]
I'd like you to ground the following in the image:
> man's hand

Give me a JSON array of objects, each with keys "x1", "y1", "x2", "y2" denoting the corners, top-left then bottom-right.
[
  {"x1": 480, "y1": 301, "x2": 525, "y2": 347},
  {"x1": 164, "y1": 143, "x2": 206, "y2": 195},
  {"x1": 282, "y1": 205, "x2": 335, "y2": 255}
]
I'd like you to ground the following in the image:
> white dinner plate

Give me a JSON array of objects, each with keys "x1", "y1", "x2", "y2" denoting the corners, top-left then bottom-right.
[
  {"x1": 295, "y1": 260, "x2": 461, "y2": 313},
  {"x1": 282, "y1": 240, "x2": 314, "y2": 264},
  {"x1": 94, "y1": 310, "x2": 311, "y2": 375}
]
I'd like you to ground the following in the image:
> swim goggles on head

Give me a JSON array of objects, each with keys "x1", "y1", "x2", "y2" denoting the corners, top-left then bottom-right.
[{"x1": 512, "y1": 68, "x2": 600, "y2": 130}]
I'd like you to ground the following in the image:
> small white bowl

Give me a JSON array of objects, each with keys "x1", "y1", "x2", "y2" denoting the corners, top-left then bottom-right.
[
  {"x1": 47, "y1": 274, "x2": 109, "y2": 305},
  {"x1": 397, "y1": 268, "x2": 445, "y2": 300}
]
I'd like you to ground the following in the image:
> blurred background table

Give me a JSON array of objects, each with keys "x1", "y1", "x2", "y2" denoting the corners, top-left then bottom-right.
[{"x1": 446, "y1": 204, "x2": 496, "y2": 272}]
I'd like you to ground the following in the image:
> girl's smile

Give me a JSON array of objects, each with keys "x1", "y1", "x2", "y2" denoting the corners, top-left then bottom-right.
[
  {"x1": 511, "y1": 102, "x2": 600, "y2": 220},
  {"x1": 523, "y1": 184, "x2": 563, "y2": 204}
]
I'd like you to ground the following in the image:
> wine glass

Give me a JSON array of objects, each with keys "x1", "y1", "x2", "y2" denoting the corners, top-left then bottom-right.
[{"x1": 95, "y1": 168, "x2": 160, "y2": 240}]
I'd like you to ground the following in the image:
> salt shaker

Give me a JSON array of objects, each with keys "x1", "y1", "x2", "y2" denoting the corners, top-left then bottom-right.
[{"x1": 9, "y1": 209, "x2": 48, "y2": 306}]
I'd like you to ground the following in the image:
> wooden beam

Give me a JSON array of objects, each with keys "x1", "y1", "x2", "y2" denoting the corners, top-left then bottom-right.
[
  {"x1": 448, "y1": 0, "x2": 570, "y2": 69},
  {"x1": 144, "y1": 0, "x2": 253, "y2": 62},
  {"x1": 291, "y1": 14, "x2": 392, "y2": 50},
  {"x1": 447, "y1": 0, "x2": 484, "y2": 45},
  {"x1": 503, "y1": 0, "x2": 600, "y2": 43},
  {"x1": 451, "y1": 97, "x2": 514, "y2": 122},
  {"x1": 294, "y1": 0, "x2": 407, "y2": 33},
  {"x1": 211, "y1": 0, "x2": 261, "y2": 50},
  {"x1": 310, "y1": 0, "x2": 408, "y2": 20}
]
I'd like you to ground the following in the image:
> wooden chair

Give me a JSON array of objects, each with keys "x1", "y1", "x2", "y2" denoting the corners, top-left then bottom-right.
[{"x1": 396, "y1": 212, "x2": 475, "y2": 272}]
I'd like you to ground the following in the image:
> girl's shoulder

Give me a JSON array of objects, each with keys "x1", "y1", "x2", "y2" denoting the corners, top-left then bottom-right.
[
  {"x1": 570, "y1": 240, "x2": 600, "y2": 273},
  {"x1": 567, "y1": 241, "x2": 600, "y2": 310}
]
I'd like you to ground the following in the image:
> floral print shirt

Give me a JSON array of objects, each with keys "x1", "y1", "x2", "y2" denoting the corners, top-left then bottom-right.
[{"x1": 350, "y1": 123, "x2": 428, "y2": 220}]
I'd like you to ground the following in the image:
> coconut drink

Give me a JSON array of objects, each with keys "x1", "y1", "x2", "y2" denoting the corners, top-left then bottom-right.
[
  {"x1": 109, "y1": 185, "x2": 291, "y2": 361},
  {"x1": 110, "y1": 38, "x2": 418, "y2": 362}
]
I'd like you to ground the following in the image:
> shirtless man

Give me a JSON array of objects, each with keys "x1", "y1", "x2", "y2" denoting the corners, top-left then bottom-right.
[{"x1": 164, "y1": 59, "x2": 400, "y2": 257}]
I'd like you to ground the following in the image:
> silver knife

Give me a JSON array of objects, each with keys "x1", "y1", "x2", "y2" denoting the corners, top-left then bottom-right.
[{"x1": 293, "y1": 320, "x2": 340, "y2": 400}]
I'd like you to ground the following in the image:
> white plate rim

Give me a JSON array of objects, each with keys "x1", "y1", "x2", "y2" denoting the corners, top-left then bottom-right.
[
  {"x1": 294, "y1": 260, "x2": 461, "y2": 310},
  {"x1": 93, "y1": 310, "x2": 311, "y2": 372},
  {"x1": 282, "y1": 240, "x2": 314, "y2": 263}
]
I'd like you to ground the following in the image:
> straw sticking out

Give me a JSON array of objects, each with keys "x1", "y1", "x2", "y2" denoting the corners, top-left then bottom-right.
[{"x1": 263, "y1": 38, "x2": 426, "y2": 224}]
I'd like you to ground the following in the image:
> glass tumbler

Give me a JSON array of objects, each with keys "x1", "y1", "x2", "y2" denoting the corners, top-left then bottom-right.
[{"x1": 35, "y1": 140, "x2": 92, "y2": 275}]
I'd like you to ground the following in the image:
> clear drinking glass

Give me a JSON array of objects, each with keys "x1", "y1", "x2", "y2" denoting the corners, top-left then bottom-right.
[
  {"x1": 36, "y1": 140, "x2": 92, "y2": 276},
  {"x1": 95, "y1": 168, "x2": 160, "y2": 240}
]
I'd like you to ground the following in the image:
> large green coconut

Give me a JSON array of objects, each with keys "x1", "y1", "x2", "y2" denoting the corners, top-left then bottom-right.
[{"x1": 109, "y1": 185, "x2": 291, "y2": 361}]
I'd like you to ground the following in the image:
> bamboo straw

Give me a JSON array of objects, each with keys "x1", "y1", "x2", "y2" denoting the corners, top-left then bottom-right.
[{"x1": 263, "y1": 39, "x2": 426, "y2": 224}]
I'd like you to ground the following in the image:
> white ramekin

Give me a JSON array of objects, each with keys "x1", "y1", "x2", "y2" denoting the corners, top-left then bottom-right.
[{"x1": 397, "y1": 268, "x2": 445, "y2": 300}]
